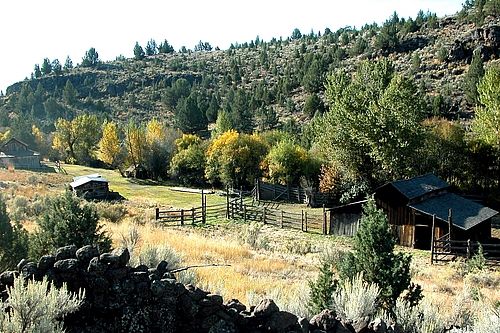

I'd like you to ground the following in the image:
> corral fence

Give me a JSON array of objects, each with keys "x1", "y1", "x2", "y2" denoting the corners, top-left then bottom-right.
[
  {"x1": 228, "y1": 196, "x2": 362, "y2": 236},
  {"x1": 431, "y1": 233, "x2": 500, "y2": 266},
  {"x1": 255, "y1": 179, "x2": 334, "y2": 207},
  {"x1": 155, "y1": 189, "x2": 362, "y2": 237}
]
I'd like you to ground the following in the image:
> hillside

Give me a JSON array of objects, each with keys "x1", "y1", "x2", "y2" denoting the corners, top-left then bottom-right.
[{"x1": 1, "y1": 11, "x2": 499, "y2": 132}]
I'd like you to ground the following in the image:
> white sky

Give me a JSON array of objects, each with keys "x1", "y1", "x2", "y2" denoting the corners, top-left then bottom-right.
[{"x1": 0, "y1": 0, "x2": 463, "y2": 93}]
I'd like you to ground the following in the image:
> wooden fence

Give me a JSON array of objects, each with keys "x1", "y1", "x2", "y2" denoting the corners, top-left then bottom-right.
[
  {"x1": 255, "y1": 179, "x2": 333, "y2": 207},
  {"x1": 154, "y1": 189, "x2": 360, "y2": 237},
  {"x1": 431, "y1": 233, "x2": 500, "y2": 265}
]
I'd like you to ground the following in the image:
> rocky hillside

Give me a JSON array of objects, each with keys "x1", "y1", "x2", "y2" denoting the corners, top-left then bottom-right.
[{"x1": 1, "y1": 11, "x2": 500, "y2": 131}]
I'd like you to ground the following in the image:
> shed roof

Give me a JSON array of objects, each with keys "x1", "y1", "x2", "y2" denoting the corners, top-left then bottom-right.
[
  {"x1": 409, "y1": 193, "x2": 498, "y2": 230},
  {"x1": 390, "y1": 173, "x2": 449, "y2": 200},
  {"x1": 70, "y1": 174, "x2": 108, "y2": 189}
]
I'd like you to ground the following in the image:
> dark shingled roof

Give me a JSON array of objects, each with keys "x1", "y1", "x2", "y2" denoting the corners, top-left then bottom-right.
[
  {"x1": 391, "y1": 173, "x2": 449, "y2": 200},
  {"x1": 409, "y1": 193, "x2": 498, "y2": 230}
]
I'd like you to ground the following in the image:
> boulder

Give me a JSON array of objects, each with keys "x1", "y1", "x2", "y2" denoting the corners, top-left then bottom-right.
[
  {"x1": 54, "y1": 259, "x2": 79, "y2": 273},
  {"x1": 0, "y1": 271, "x2": 18, "y2": 286},
  {"x1": 226, "y1": 299, "x2": 246, "y2": 312},
  {"x1": 38, "y1": 255, "x2": 56, "y2": 271},
  {"x1": 21, "y1": 262, "x2": 38, "y2": 279},
  {"x1": 112, "y1": 247, "x2": 130, "y2": 267},
  {"x1": 309, "y1": 309, "x2": 338, "y2": 331},
  {"x1": 253, "y1": 299, "x2": 279, "y2": 318},
  {"x1": 55, "y1": 245, "x2": 78, "y2": 261},
  {"x1": 369, "y1": 318, "x2": 387, "y2": 333},
  {"x1": 267, "y1": 310, "x2": 299, "y2": 332},
  {"x1": 76, "y1": 245, "x2": 99, "y2": 264}
]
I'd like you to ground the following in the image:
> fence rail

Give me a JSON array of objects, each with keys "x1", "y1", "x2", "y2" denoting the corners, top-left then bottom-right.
[{"x1": 431, "y1": 236, "x2": 500, "y2": 265}]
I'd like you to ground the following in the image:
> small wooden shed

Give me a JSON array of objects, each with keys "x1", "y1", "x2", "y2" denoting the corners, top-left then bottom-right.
[
  {"x1": 70, "y1": 174, "x2": 109, "y2": 199},
  {"x1": 375, "y1": 174, "x2": 498, "y2": 249},
  {"x1": 0, "y1": 137, "x2": 41, "y2": 169}
]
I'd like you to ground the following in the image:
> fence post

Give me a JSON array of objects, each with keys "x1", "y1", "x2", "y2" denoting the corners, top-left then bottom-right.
[
  {"x1": 201, "y1": 190, "x2": 205, "y2": 224},
  {"x1": 287, "y1": 184, "x2": 290, "y2": 201},
  {"x1": 204, "y1": 194, "x2": 207, "y2": 223},
  {"x1": 305, "y1": 212, "x2": 308, "y2": 232},
  {"x1": 155, "y1": 207, "x2": 159, "y2": 220},
  {"x1": 256, "y1": 179, "x2": 260, "y2": 202},
  {"x1": 281, "y1": 210, "x2": 284, "y2": 228},
  {"x1": 301, "y1": 210, "x2": 304, "y2": 231},
  {"x1": 244, "y1": 204, "x2": 247, "y2": 222},
  {"x1": 226, "y1": 186, "x2": 230, "y2": 219},
  {"x1": 467, "y1": 239, "x2": 471, "y2": 259},
  {"x1": 448, "y1": 208, "x2": 453, "y2": 241},
  {"x1": 322, "y1": 205, "x2": 327, "y2": 235},
  {"x1": 181, "y1": 209, "x2": 184, "y2": 226},
  {"x1": 430, "y1": 214, "x2": 436, "y2": 264},
  {"x1": 263, "y1": 207, "x2": 267, "y2": 224},
  {"x1": 192, "y1": 207, "x2": 195, "y2": 224}
]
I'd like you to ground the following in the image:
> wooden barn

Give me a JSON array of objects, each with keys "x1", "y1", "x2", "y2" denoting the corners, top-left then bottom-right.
[
  {"x1": 0, "y1": 138, "x2": 41, "y2": 169},
  {"x1": 70, "y1": 174, "x2": 110, "y2": 199},
  {"x1": 375, "y1": 174, "x2": 498, "y2": 249}
]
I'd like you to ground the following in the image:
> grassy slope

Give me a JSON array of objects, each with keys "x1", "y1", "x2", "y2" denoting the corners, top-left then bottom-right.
[{"x1": 62, "y1": 163, "x2": 226, "y2": 208}]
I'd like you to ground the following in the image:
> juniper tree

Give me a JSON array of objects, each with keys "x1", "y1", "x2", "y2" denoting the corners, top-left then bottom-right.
[
  {"x1": 0, "y1": 196, "x2": 28, "y2": 271},
  {"x1": 464, "y1": 50, "x2": 485, "y2": 105},
  {"x1": 336, "y1": 197, "x2": 414, "y2": 308}
]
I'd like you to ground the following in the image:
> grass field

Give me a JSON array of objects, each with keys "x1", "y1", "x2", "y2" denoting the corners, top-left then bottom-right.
[{"x1": 62, "y1": 163, "x2": 226, "y2": 208}]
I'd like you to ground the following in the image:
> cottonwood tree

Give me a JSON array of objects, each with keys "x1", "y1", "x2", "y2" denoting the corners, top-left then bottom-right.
[
  {"x1": 52, "y1": 114, "x2": 100, "y2": 164},
  {"x1": 169, "y1": 134, "x2": 206, "y2": 186},
  {"x1": 206, "y1": 130, "x2": 267, "y2": 188},
  {"x1": 317, "y1": 59, "x2": 425, "y2": 191},
  {"x1": 98, "y1": 121, "x2": 121, "y2": 168},
  {"x1": 124, "y1": 120, "x2": 147, "y2": 169}
]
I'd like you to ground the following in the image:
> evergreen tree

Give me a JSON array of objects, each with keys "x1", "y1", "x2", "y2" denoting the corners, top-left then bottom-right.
[
  {"x1": 134, "y1": 42, "x2": 145, "y2": 60},
  {"x1": 337, "y1": 197, "x2": 413, "y2": 308},
  {"x1": 307, "y1": 260, "x2": 338, "y2": 314},
  {"x1": 158, "y1": 39, "x2": 175, "y2": 53},
  {"x1": 63, "y1": 80, "x2": 78, "y2": 105},
  {"x1": 52, "y1": 59, "x2": 62, "y2": 75},
  {"x1": 81, "y1": 47, "x2": 99, "y2": 67},
  {"x1": 463, "y1": 50, "x2": 485, "y2": 105},
  {"x1": 41, "y1": 58, "x2": 52, "y2": 75},
  {"x1": 175, "y1": 93, "x2": 208, "y2": 134},
  {"x1": 145, "y1": 39, "x2": 157, "y2": 56},
  {"x1": 33, "y1": 64, "x2": 42, "y2": 78},
  {"x1": 64, "y1": 56, "x2": 73, "y2": 70},
  {"x1": 29, "y1": 191, "x2": 111, "y2": 258},
  {"x1": 0, "y1": 195, "x2": 28, "y2": 272}
]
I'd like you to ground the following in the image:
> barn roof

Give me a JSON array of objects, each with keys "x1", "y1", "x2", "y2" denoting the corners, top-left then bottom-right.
[
  {"x1": 70, "y1": 174, "x2": 108, "y2": 189},
  {"x1": 389, "y1": 173, "x2": 449, "y2": 200},
  {"x1": 0, "y1": 137, "x2": 40, "y2": 157},
  {"x1": 409, "y1": 193, "x2": 498, "y2": 230}
]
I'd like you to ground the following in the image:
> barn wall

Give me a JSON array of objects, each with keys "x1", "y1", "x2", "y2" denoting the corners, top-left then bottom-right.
[{"x1": 376, "y1": 198, "x2": 415, "y2": 247}]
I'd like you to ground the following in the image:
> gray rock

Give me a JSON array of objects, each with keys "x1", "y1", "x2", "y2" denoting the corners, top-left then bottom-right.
[
  {"x1": 369, "y1": 318, "x2": 387, "y2": 333},
  {"x1": 298, "y1": 317, "x2": 310, "y2": 333},
  {"x1": 156, "y1": 260, "x2": 169, "y2": 274},
  {"x1": 99, "y1": 252, "x2": 120, "y2": 267},
  {"x1": 267, "y1": 310, "x2": 298, "y2": 331},
  {"x1": 352, "y1": 317, "x2": 370, "y2": 333},
  {"x1": 338, "y1": 320, "x2": 356, "y2": 333},
  {"x1": 253, "y1": 298, "x2": 279, "y2": 318},
  {"x1": 38, "y1": 255, "x2": 56, "y2": 271},
  {"x1": 16, "y1": 258, "x2": 29, "y2": 271},
  {"x1": 55, "y1": 245, "x2": 78, "y2": 261},
  {"x1": 54, "y1": 259, "x2": 79, "y2": 273},
  {"x1": 186, "y1": 284, "x2": 209, "y2": 301},
  {"x1": 111, "y1": 247, "x2": 130, "y2": 267},
  {"x1": 21, "y1": 262, "x2": 38, "y2": 279},
  {"x1": 226, "y1": 299, "x2": 246, "y2": 312},
  {"x1": 0, "y1": 271, "x2": 18, "y2": 286},
  {"x1": 76, "y1": 245, "x2": 99, "y2": 264},
  {"x1": 88, "y1": 257, "x2": 107, "y2": 273},
  {"x1": 309, "y1": 309, "x2": 338, "y2": 331},
  {"x1": 206, "y1": 294, "x2": 224, "y2": 306}
]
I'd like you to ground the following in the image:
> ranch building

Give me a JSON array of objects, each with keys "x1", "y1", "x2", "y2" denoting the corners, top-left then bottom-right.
[
  {"x1": 374, "y1": 174, "x2": 498, "y2": 250},
  {"x1": 70, "y1": 174, "x2": 110, "y2": 199},
  {"x1": 0, "y1": 137, "x2": 41, "y2": 169}
]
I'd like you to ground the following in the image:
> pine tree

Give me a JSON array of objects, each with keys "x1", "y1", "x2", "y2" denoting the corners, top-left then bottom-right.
[
  {"x1": 63, "y1": 79, "x2": 77, "y2": 105},
  {"x1": 134, "y1": 42, "x2": 145, "y2": 60},
  {"x1": 81, "y1": 47, "x2": 99, "y2": 67},
  {"x1": 64, "y1": 56, "x2": 73, "y2": 70},
  {"x1": 307, "y1": 260, "x2": 338, "y2": 314},
  {"x1": 464, "y1": 50, "x2": 485, "y2": 105},
  {"x1": 41, "y1": 58, "x2": 52, "y2": 75},
  {"x1": 0, "y1": 196, "x2": 28, "y2": 272},
  {"x1": 33, "y1": 64, "x2": 42, "y2": 78},
  {"x1": 145, "y1": 39, "x2": 157, "y2": 56}
]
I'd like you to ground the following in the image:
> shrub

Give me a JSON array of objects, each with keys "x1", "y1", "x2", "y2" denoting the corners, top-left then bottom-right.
[
  {"x1": 307, "y1": 259, "x2": 338, "y2": 314},
  {"x1": 331, "y1": 273, "x2": 380, "y2": 322},
  {"x1": 473, "y1": 301, "x2": 500, "y2": 333},
  {"x1": 0, "y1": 195, "x2": 28, "y2": 272},
  {"x1": 95, "y1": 202, "x2": 128, "y2": 223},
  {"x1": 238, "y1": 221, "x2": 269, "y2": 250},
  {"x1": 130, "y1": 244, "x2": 181, "y2": 269},
  {"x1": 29, "y1": 191, "x2": 112, "y2": 259},
  {"x1": 118, "y1": 223, "x2": 141, "y2": 254},
  {"x1": 0, "y1": 276, "x2": 84, "y2": 333}
]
